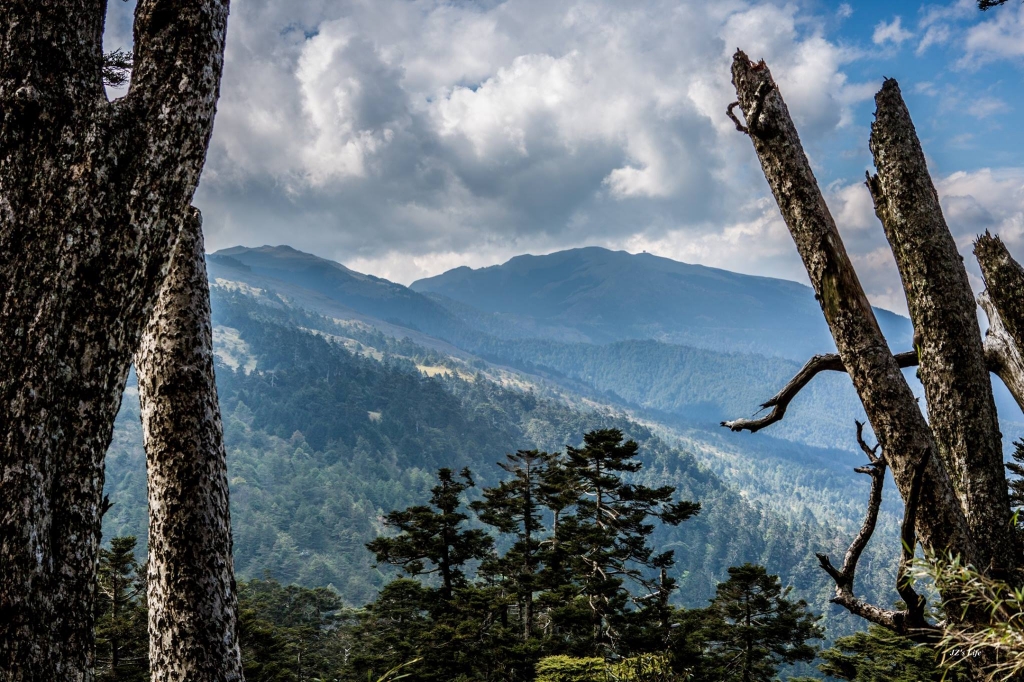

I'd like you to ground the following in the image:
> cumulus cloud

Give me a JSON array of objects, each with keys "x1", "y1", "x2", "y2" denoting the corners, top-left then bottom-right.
[
  {"x1": 873, "y1": 17, "x2": 913, "y2": 46},
  {"x1": 962, "y1": 3, "x2": 1024, "y2": 65},
  {"x1": 101, "y1": 0, "x2": 1024, "y2": 317},
  {"x1": 820, "y1": 169, "x2": 1024, "y2": 314},
  {"x1": 137, "y1": 0, "x2": 876, "y2": 281}
]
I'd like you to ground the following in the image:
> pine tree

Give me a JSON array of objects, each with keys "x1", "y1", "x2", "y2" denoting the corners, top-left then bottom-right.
[
  {"x1": 702, "y1": 563, "x2": 822, "y2": 682},
  {"x1": 472, "y1": 449, "x2": 551, "y2": 640},
  {"x1": 95, "y1": 537, "x2": 148, "y2": 682},
  {"x1": 366, "y1": 467, "x2": 493, "y2": 605},
  {"x1": 551, "y1": 429, "x2": 700, "y2": 654}
]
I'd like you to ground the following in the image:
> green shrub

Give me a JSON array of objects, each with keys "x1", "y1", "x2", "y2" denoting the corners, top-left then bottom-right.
[
  {"x1": 536, "y1": 654, "x2": 682, "y2": 682},
  {"x1": 535, "y1": 656, "x2": 607, "y2": 682}
]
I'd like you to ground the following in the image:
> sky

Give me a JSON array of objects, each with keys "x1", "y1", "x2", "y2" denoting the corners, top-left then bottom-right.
[{"x1": 103, "y1": 0, "x2": 1024, "y2": 314}]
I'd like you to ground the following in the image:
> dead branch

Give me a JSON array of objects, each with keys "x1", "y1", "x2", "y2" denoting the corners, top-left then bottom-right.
[
  {"x1": 722, "y1": 351, "x2": 918, "y2": 433},
  {"x1": 979, "y1": 291, "x2": 1024, "y2": 415},
  {"x1": 722, "y1": 340, "x2": 1022, "y2": 434},
  {"x1": 815, "y1": 427, "x2": 938, "y2": 641}
]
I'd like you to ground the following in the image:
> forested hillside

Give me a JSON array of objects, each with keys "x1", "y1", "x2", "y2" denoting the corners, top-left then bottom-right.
[{"x1": 103, "y1": 283, "x2": 898, "y2": 641}]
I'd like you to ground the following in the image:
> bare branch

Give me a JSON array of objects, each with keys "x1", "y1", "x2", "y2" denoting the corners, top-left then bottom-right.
[
  {"x1": 855, "y1": 420, "x2": 882, "y2": 465},
  {"x1": 976, "y1": 232, "x2": 1024, "y2": 366},
  {"x1": 721, "y1": 351, "x2": 918, "y2": 433},
  {"x1": 897, "y1": 452, "x2": 930, "y2": 630},
  {"x1": 722, "y1": 341, "x2": 1021, "y2": 434},
  {"x1": 726, "y1": 102, "x2": 748, "y2": 134},
  {"x1": 815, "y1": 428, "x2": 939, "y2": 641}
]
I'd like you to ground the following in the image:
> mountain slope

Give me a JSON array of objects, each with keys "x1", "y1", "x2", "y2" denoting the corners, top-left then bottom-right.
[
  {"x1": 411, "y1": 246, "x2": 913, "y2": 360},
  {"x1": 210, "y1": 246, "x2": 468, "y2": 340},
  {"x1": 102, "y1": 284, "x2": 898, "y2": 637}
]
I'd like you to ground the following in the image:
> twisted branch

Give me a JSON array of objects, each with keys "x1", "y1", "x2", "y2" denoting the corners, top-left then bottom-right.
[
  {"x1": 814, "y1": 425, "x2": 938, "y2": 641},
  {"x1": 721, "y1": 351, "x2": 918, "y2": 433}
]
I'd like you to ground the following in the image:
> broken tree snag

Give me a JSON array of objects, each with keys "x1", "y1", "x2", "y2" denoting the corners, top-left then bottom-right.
[
  {"x1": 976, "y1": 232, "x2": 1024, "y2": 358},
  {"x1": 869, "y1": 80, "x2": 1014, "y2": 574},
  {"x1": 136, "y1": 208, "x2": 244, "y2": 682},
  {"x1": 0, "y1": 1, "x2": 229, "y2": 678},
  {"x1": 722, "y1": 351, "x2": 918, "y2": 433},
  {"x1": 979, "y1": 291, "x2": 1024, "y2": 415},
  {"x1": 730, "y1": 51, "x2": 975, "y2": 566}
]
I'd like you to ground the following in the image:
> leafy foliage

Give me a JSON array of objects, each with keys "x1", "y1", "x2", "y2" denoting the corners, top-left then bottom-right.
[
  {"x1": 817, "y1": 625, "x2": 960, "y2": 681},
  {"x1": 912, "y1": 554, "x2": 1024, "y2": 681}
]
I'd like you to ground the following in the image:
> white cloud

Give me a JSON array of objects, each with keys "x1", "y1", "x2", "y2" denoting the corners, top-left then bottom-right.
[
  {"x1": 967, "y1": 96, "x2": 1010, "y2": 119},
  {"x1": 873, "y1": 17, "x2": 913, "y2": 46},
  {"x1": 818, "y1": 169, "x2": 1024, "y2": 315},
  {"x1": 167, "y1": 0, "x2": 873, "y2": 272},
  {"x1": 916, "y1": 24, "x2": 951, "y2": 55},
  {"x1": 962, "y1": 4, "x2": 1024, "y2": 65},
  {"x1": 106, "y1": 0, "x2": 1017, "y2": 313}
]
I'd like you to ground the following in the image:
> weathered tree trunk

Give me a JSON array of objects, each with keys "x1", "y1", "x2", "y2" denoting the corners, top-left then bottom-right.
[
  {"x1": 728, "y1": 51, "x2": 1022, "y2": 678},
  {"x1": 976, "y1": 233, "x2": 1024, "y2": 358},
  {"x1": 867, "y1": 80, "x2": 1015, "y2": 574},
  {"x1": 979, "y1": 291, "x2": 1024, "y2": 415},
  {"x1": 136, "y1": 208, "x2": 244, "y2": 682},
  {"x1": 0, "y1": 2, "x2": 229, "y2": 679},
  {"x1": 729, "y1": 53, "x2": 975, "y2": 565}
]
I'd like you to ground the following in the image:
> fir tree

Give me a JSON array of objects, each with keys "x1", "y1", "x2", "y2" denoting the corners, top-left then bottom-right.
[
  {"x1": 472, "y1": 449, "x2": 551, "y2": 640},
  {"x1": 95, "y1": 536, "x2": 148, "y2": 682},
  {"x1": 366, "y1": 467, "x2": 493, "y2": 605},
  {"x1": 552, "y1": 429, "x2": 700, "y2": 654},
  {"x1": 702, "y1": 563, "x2": 821, "y2": 682},
  {"x1": 817, "y1": 624, "x2": 966, "y2": 681}
]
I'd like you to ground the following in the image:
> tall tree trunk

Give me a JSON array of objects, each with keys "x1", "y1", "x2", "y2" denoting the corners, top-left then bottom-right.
[
  {"x1": 136, "y1": 208, "x2": 244, "y2": 682},
  {"x1": 729, "y1": 53, "x2": 975, "y2": 566},
  {"x1": 0, "y1": 2, "x2": 229, "y2": 679},
  {"x1": 867, "y1": 82, "x2": 1015, "y2": 573}
]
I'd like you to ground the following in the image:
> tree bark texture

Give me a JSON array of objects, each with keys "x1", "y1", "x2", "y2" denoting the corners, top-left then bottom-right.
[
  {"x1": 979, "y1": 291, "x2": 1024, "y2": 415},
  {"x1": 136, "y1": 208, "x2": 243, "y2": 682},
  {"x1": 867, "y1": 80, "x2": 1014, "y2": 574},
  {"x1": 730, "y1": 52, "x2": 975, "y2": 567},
  {"x1": 976, "y1": 233, "x2": 1024, "y2": 363},
  {"x1": 0, "y1": 2, "x2": 229, "y2": 679}
]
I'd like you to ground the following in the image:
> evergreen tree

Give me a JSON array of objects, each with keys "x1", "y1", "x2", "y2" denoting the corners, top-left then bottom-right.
[
  {"x1": 95, "y1": 536, "x2": 148, "y2": 682},
  {"x1": 702, "y1": 563, "x2": 821, "y2": 682},
  {"x1": 1006, "y1": 439, "x2": 1024, "y2": 509},
  {"x1": 554, "y1": 429, "x2": 700, "y2": 654},
  {"x1": 366, "y1": 467, "x2": 493, "y2": 605},
  {"x1": 817, "y1": 625, "x2": 965, "y2": 681},
  {"x1": 236, "y1": 578, "x2": 354, "y2": 682},
  {"x1": 472, "y1": 449, "x2": 551, "y2": 640}
]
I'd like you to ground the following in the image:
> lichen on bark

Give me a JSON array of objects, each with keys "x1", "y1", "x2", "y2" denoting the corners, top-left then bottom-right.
[{"x1": 0, "y1": 1, "x2": 230, "y2": 679}]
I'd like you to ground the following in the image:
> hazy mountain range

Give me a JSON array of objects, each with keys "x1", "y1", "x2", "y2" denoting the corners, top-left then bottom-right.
[{"x1": 100, "y1": 243, "x2": 1019, "y2": 642}]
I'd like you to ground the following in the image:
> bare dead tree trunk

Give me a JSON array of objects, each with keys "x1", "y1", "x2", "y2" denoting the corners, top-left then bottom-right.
[
  {"x1": 978, "y1": 292, "x2": 1024, "y2": 414},
  {"x1": 0, "y1": 2, "x2": 229, "y2": 679},
  {"x1": 867, "y1": 81, "x2": 1015, "y2": 574},
  {"x1": 727, "y1": 53, "x2": 1024, "y2": 678},
  {"x1": 729, "y1": 53, "x2": 975, "y2": 566},
  {"x1": 136, "y1": 208, "x2": 243, "y2": 682}
]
